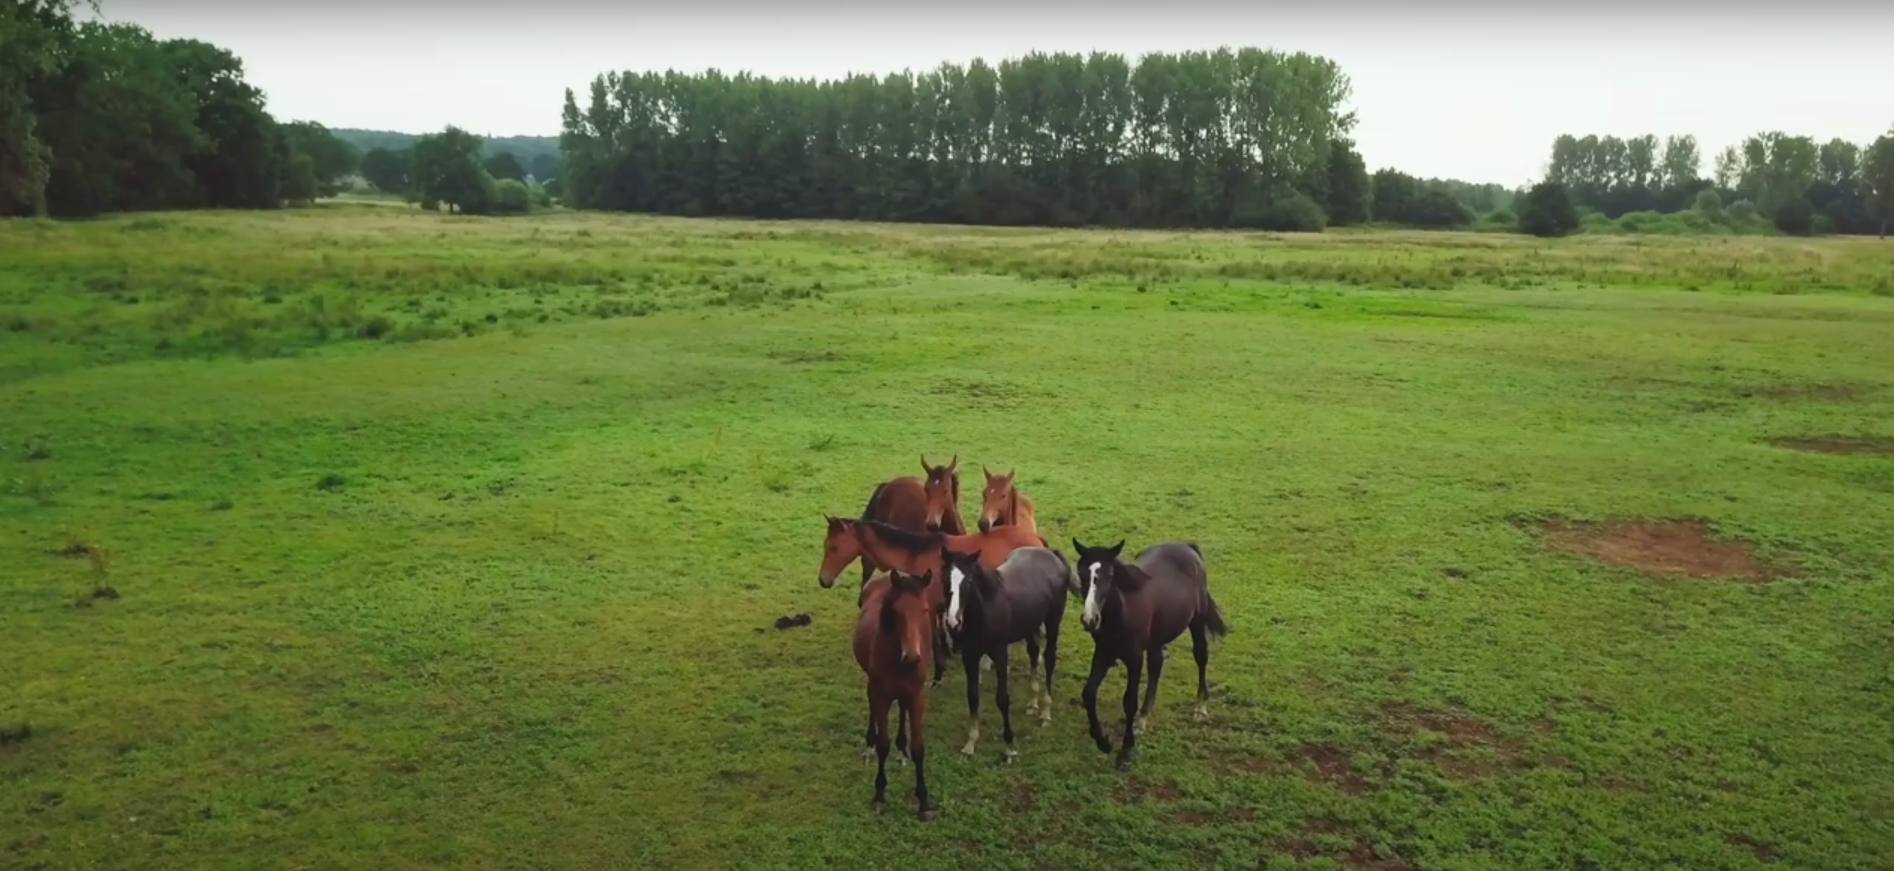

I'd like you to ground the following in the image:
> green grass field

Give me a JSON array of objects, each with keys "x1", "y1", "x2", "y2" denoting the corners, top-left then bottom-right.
[{"x1": 5, "y1": 206, "x2": 1894, "y2": 871}]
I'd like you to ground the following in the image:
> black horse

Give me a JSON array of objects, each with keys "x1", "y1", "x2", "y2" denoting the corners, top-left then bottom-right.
[
  {"x1": 939, "y1": 545, "x2": 1071, "y2": 761},
  {"x1": 1070, "y1": 537, "x2": 1227, "y2": 770}
]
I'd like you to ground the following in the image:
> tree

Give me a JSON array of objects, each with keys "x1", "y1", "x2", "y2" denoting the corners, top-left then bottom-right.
[
  {"x1": 484, "y1": 150, "x2": 525, "y2": 181},
  {"x1": 411, "y1": 125, "x2": 493, "y2": 214},
  {"x1": 1517, "y1": 180, "x2": 1579, "y2": 237},
  {"x1": 1773, "y1": 197, "x2": 1814, "y2": 236},
  {"x1": 358, "y1": 146, "x2": 408, "y2": 194},
  {"x1": 1323, "y1": 138, "x2": 1368, "y2": 226},
  {"x1": 280, "y1": 120, "x2": 360, "y2": 194},
  {"x1": 1, "y1": 0, "x2": 84, "y2": 215},
  {"x1": 168, "y1": 38, "x2": 285, "y2": 209},
  {"x1": 281, "y1": 153, "x2": 318, "y2": 206},
  {"x1": 1864, "y1": 130, "x2": 1894, "y2": 239},
  {"x1": 528, "y1": 152, "x2": 559, "y2": 182}
]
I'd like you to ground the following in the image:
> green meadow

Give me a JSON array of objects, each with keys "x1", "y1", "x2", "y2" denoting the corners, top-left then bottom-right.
[{"x1": 4, "y1": 206, "x2": 1893, "y2": 871}]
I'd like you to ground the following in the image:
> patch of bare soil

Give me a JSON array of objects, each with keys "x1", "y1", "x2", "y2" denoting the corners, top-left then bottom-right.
[
  {"x1": 1725, "y1": 833, "x2": 1777, "y2": 863},
  {"x1": 1528, "y1": 516, "x2": 1785, "y2": 582},
  {"x1": 1381, "y1": 702, "x2": 1532, "y2": 778},
  {"x1": 1112, "y1": 777, "x2": 1182, "y2": 805},
  {"x1": 1291, "y1": 743, "x2": 1373, "y2": 794},
  {"x1": 1769, "y1": 434, "x2": 1894, "y2": 456}
]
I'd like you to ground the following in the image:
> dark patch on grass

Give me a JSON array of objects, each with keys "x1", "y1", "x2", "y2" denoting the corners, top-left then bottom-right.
[
  {"x1": 0, "y1": 723, "x2": 32, "y2": 745},
  {"x1": 1441, "y1": 567, "x2": 1469, "y2": 578},
  {"x1": 91, "y1": 584, "x2": 120, "y2": 600},
  {"x1": 1526, "y1": 516, "x2": 1786, "y2": 582},
  {"x1": 1768, "y1": 434, "x2": 1894, "y2": 456},
  {"x1": 772, "y1": 613, "x2": 812, "y2": 631},
  {"x1": 1381, "y1": 701, "x2": 1533, "y2": 778},
  {"x1": 1725, "y1": 833, "x2": 1777, "y2": 863},
  {"x1": 1746, "y1": 381, "x2": 1873, "y2": 402},
  {"x1": 210, "y1": 498, "x2": 235, "y2": 511},
  {"x1": 315, "y1": 473, "x2": 346, "y2": 491},
  {"x1": 768, "y1": 349, "x2": 844, "y2": 365},
  {"x1": 1113, "y1": 776, "x2": 1182, "y2": 804},
  {"x1": 1289, "y1": 743, "x2": 1374, "y2": 794}
]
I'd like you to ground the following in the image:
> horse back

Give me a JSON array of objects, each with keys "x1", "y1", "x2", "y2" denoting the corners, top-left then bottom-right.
[
  {"x1": 1133, "y1": 541, "x2": 1209, "y2": 643},
  {"x1": 865, "y1": 476, "x2": 929, "y2": 531}
]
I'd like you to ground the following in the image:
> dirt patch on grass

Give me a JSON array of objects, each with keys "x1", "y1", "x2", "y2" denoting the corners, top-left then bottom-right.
[
  {"x1": 1769, "y1": 434, "x2": 1894, "y2": 456},
  {"x1": 1114, "y1": 777, "x2": 1182, "y2": 805},
  {"x1": 1275, "y1": 816, "x2": 1415, "y2": 870},
  {"x1": 1527, "y1": 516, "x2": 1785, "y2": 582},
  {"x1": 1725, "y1": 833, "x2": 1777, "y2": 863}
]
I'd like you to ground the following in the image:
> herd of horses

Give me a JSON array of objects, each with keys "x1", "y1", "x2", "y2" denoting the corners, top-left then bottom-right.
[{"x1": 815, "y1": 455, "x2": 1229, "y2": 821}]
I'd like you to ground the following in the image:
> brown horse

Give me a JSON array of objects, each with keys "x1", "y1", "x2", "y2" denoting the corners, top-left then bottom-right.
[
  {"x1": 825, "y1": 456, "x2": 965, "y2": 590},
  {"x1": 939, "y1": 545, "x2": 1071, "y2": 761},
  {"x1": 976, "y1": 466, "x2": 1037, "y2": 535},
  {"x1": 853, "y1": 569, "x2": 940, "y2": 821},
  {"x1": 818, "y1": 517, "x2": 1047, "y2": 686},
  {"x1": 1070, "y1": 537, "x2": 1228, "y2": 771},
  {"x1": 920, "y1": 455, "x2": 966, "y2": 535}
]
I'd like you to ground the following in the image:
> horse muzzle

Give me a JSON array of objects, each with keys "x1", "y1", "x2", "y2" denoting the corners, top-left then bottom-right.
[
  {"x1": 818, "y1": 572, "x2": 836, "y2": 589},
  {"x1": 977, "y1": 517, "x2": 993, "y2": 532}
]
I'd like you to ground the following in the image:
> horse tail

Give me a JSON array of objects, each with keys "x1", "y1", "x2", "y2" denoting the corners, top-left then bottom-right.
[{"x1": 1202, "y1": 590, "x2": 1229, "y2": 637}]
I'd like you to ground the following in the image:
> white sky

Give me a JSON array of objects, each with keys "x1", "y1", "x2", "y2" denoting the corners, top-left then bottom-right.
[{"x1": 92, "y1": 1, "x2": 1894, "y2": 186}]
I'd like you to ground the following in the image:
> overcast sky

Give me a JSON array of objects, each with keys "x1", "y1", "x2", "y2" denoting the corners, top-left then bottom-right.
[{"x1": 91, "y1": 1, "x2": 1894, "y2": 186}]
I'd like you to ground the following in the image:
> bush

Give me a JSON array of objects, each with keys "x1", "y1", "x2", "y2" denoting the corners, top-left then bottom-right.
[
  {"x1": 1773, "y1": 197, "x2": 1814, "y2": 236},
  {"x1": 493, "y1": 179, "x2": 532, "y2": 215},
  {"x1": 1253, "y1": 193, "x2": 1328, "y2": 232},
  {"x1": 1485, "y1": 208, "x2": 1517, "y2": 226},
  {"x1": 1693, "y1": 189, "x2": 1723, "y2": 217},
  {"x1": 1516, "y1": 180, "x2": 1579, "y2": 237},
  {"x1": 1727, "y1": 199, "x2": 1759, "y2": 222},
  {"x1": 1407, "y1": 189, "x2": 1473, "y2": 228}
]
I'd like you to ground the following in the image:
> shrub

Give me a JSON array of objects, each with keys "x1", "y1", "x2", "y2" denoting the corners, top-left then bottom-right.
[
  {"x1": 1517, "y1": 181, "x2": 1579, "y2": 237},
  {"x1": 1773, "y1": 197, "x2": 1814, "y2": 236},
  {"x1": 493, "y1": 179, "x2": 532, "y2": 215},
  {"x1": 1693, "y1": 189, "x2": 1723, "y2": 217},
  {"x1": 1254, "y1": 193, "x2": 1328, "y2": 232},
  {"x1": 1407, "y1": 189, "x2": 1473, "y2": 228}
]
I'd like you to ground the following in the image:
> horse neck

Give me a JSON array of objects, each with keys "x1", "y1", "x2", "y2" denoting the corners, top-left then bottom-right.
[{"x1": 858, "y1": 525, "x2": 943, "y2": 576}]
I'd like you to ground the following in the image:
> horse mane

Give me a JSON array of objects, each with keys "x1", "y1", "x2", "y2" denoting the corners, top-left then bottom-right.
[
  {"x1": 1111, "y1": 558, "x2": 1151, "y2": 593},
  {"x1": 858, "y1": 519, "x2": 944, "y2": 555}
]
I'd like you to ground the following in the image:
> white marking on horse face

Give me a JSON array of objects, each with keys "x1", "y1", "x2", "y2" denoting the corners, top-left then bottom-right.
[
  {"x1": 1081, "y1": 564, "x2": 1103, "y2": 629},
  {"x1": 945, "y1": 566, "x2": 966, "y2": 630}
]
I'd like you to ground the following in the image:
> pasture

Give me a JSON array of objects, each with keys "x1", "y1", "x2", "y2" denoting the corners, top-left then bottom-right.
[{"x1": 4, "y1": 207, "x2": 1894, "y2": 871}]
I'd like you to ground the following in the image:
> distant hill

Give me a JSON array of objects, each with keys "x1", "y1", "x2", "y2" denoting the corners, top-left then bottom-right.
[{"x1": 332, "y1": 128, "x2": 561, "y2": 165}]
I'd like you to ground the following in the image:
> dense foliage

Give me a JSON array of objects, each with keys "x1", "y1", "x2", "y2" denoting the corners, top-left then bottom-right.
[
  {"x1": 1548, "y1": 130, "x2": 1894, "y2": 236},
  {"x1": 558, "y1": 49, "x2": 1361, "y2": 229},
  {"x1": 0, "y1": 1, "x2": 358, "y2": 217}
]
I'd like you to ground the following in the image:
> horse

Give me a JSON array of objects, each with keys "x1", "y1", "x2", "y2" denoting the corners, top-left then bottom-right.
[
  {"x1": 939, "y1": 545, "x2": 1071, "y2": 761},
  {"x1": 818, "y1": 517, "x2": 1047, "y2": 686},
  {"x1": 976, "y1": 466, "x2": 1037, "y2": 535},
  {"x1": 1069, "y1": 537, "x2": 1228, "y2": 771},
  {"x1": 825, "y1": 456, "x2": 965, "y2": 591},
  {"x1": 853, "y1": 568, "x2": 940, "y2": 821},
  {"x1": 920, "y1": 454, "x2": 967, "y2": 535}
]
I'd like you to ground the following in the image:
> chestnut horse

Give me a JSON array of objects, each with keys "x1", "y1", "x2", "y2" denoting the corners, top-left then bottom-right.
[
  {"x1": 1070, "y1": 537, "x2": 1228, "y2": 771},
  {"x1": 976, "y1": 466, "x2": 1037, "y2": 535},
  {"x1": 827, "y1": 456, "x2": 965, "y2": 590},
  {"x1": 854, "y1": 569, "x2": 940, "y2": 820},
  {"x1": 940, "y1": 545, "x2": 1071, "y2": 761},
  {"x1": 819, "y1": 517, "x2": 1047, "y2": 686}
]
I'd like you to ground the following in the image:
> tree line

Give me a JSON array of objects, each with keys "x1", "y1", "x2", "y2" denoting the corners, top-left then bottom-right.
[
  {"x1": 558, "y1": 49, "x2": 1380, "y2": 230},
  {"x1": 1544, "y1": 130, "x2": 1894, "y2": 236},
  {"x1": 0, "y1": 0, "x2": 368, "y2": 217}
]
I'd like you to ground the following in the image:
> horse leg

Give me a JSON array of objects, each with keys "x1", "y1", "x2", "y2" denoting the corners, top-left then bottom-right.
[
  {"x1": 910, "y1": 684, "x2": 938, "y2": 821},
  {"x1": 995, "y1": 645, "x2": 1017, "y2": 762},
  {"x1": 1136, "y1": 645, "x2": 1165, "y2": 736},
  {"x1": 862, "y1": 709, "x2": 877, "y2": 765},
  {"x1": 1116, "y1": 646, "x2": 1144, "y2": 771},
  {"x1": 870, "y1": 691, "x2": 893, "y2": 812},
  {"x1": 1039, "y1": 616, "x2": 1060, "y2": 727},
  {"x1": 1023, "y1": 632, "x2": 1043, "y2": 719},
  {"x1": 959, "y1": 647, "x2": 984, "y2": 756},
  {"x1": 1081, "y1": 644, "x2": 1115, "y2": 756},
  {"x1": 930, "y1": 620, "x2": 952, "y2": 688},
  {"x1": 893, "y1": 697, "x2": 910, "y2": 767},
  {"x1": 1190, "y1": 622, "x2": 1212, "y2": 721}
]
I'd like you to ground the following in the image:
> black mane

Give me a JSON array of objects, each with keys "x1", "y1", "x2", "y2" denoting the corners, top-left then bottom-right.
[{"x1": 859, "y1": 519, "x2": 946, "y2": 554}]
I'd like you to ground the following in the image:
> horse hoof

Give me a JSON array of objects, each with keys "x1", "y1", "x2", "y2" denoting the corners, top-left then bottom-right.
[
  {"x1": 917, "y1": 805, "x2": 940, "y2": 822},
  {"x1": 959, "y1": 744, "x2": 977, "y2": 757},
  {"x1": 872, "y1": 798, "x2": 887, "y2": 814},
  {"x1": 1115, "y1": 756, "x2": 1134, "y2": 772},
  {"x1": 1003, "y1": 748, "x2": 1018, "y2": 764},
  {"x1": 1094, "y1": 738, "x2": 1112, "y2": 755},
  {"x1": 1193, "y1": 706, "x2": 1211, "y2": 723}
]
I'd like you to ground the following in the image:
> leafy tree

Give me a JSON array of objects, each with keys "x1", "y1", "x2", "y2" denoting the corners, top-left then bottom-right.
[
  {"x1": 1693, "y1": 189, "x2": 1723, "y2": 217},
  {"x1": 281, "y1": 153, "x2": 318, "y2": 205},
  {"x1": 168, "y1": 38, "x2": 284, "y2": 209},
  {"x1": 1, "y1": 0, "x2": 84, "y2": 215},
  {"x1": 358, "y1": 147, "x2": 408, "y2": 194},
  {"x1": 412, "y1": 125, "x2": 493, "y2": 214},
  {"x1": 280, "y1": 120, "x2": 360, "y2": 194},
  {"x1": 528, "y1": 152, "x2": 559, "y2": 182},
  {"x1": 1322, "y1": 140, "x2": 1368, "y2": 226},
  {"x1": 1406, "y1": 189, "x2": 1472, "y2": 228},
  {"x1": 1517, "y1": 180, "x2": 1579, "y2": 237},
  {"x1": 484, "y1": 150, "x2": 525, "y2": 181},
  {"x1": 1865, "y1": 130, "x2": 1894, "y2": 239},
  {"x1": 492, "y1": 178, "x2": 531, "y2": 213}
]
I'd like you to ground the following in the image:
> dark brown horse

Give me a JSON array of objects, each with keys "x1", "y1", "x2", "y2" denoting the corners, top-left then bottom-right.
[
  {"x1": 818, "y1": 517, "x2": 1047, "y2": 685},
  {"x1": 853, "y1": 569, "x2": 940, "y2": 820},
  {"x1": 1070, "y1": 537, "x2": 1227, "y2": 770},
  {"x1": 975, "y1": 466, "x2": 1037, "y2": 535},
  {"x1": 939, "y1": 545, "x2": 1071, "y2": 761},
  {"x1": 827, "y1": 456, "x2": 965, "y2": 590}
]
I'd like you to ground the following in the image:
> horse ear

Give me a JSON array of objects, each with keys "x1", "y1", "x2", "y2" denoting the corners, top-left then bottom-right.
[
  {"x1": 916, "y1": 568, "x2": 934, "y2": 589},
  {"x1": 947, "y1": 454, "x2": 958, "y2": 473},
  {"x1": 1108, "y1": 540, "x2": 1125, "y2": 558},
  {"x1": 920, "y1": 454, "x2": 931, "y2": 473},
  {"x1": 1072, "y1": 537, "x2": 1087, "y2": 554},
  {"x1": 1006, "y1": 468, "x2": 1015, "y2": 482},
  {"x1": 982, "y1": 464, "x2": 992, "y2": 480}
]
